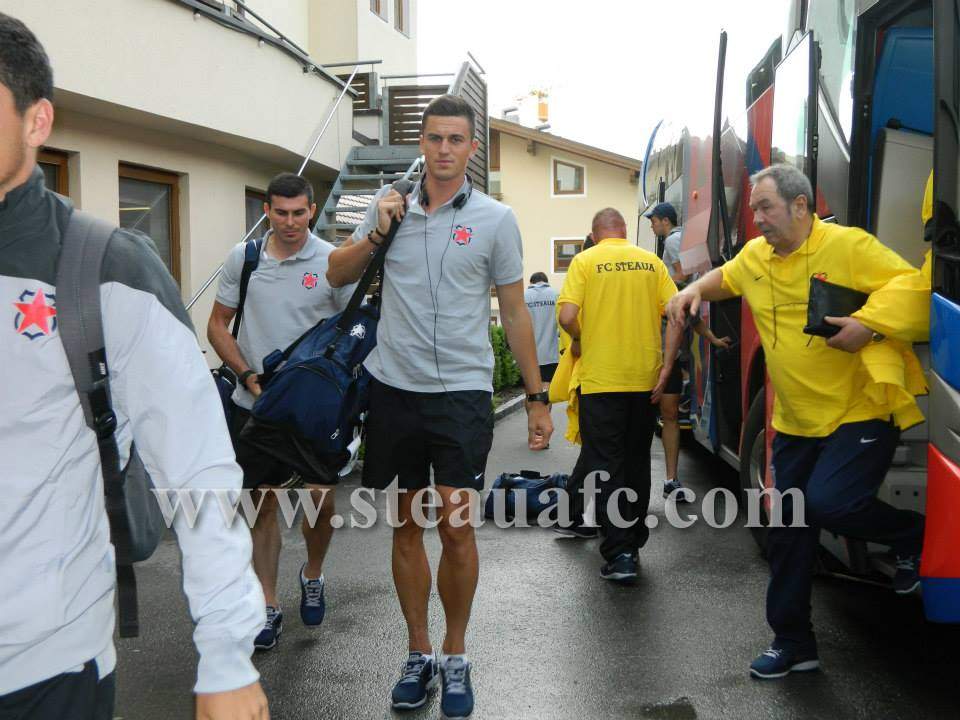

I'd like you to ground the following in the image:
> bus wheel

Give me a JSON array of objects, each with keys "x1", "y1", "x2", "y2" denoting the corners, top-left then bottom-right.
[{"x1": 739, "y1": 389, "x2": 768, "y2": 552}]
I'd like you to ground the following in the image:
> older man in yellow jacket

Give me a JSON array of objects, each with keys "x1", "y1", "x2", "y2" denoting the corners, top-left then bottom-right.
[{"x1": 668, "y1": 164, "x2": 928, "y2": 681}]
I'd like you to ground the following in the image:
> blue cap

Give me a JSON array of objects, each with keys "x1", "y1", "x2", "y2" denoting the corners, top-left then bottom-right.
[{"x1": 645, "y1": 202, "x2": 678, "y2": 225}]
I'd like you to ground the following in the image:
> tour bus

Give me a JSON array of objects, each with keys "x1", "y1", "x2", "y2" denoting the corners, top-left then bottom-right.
[{"x1": 640, "y1": 0, "x2": 959, "y2": 621}]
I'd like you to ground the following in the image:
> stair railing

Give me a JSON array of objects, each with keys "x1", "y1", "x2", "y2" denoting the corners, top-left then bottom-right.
[{"x1": 185, "y1": 62, "x2": 366, "y2": 311}]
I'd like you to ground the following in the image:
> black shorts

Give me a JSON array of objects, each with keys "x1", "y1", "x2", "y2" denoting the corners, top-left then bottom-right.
[
  {"x1": 539, "y1": 363, "x2": 558, "y2": 383},
  {"x1": 663, "y1": 363, "x2": 684, "y2": 396},
  {"x1": 362, "y1": 379, "x2": 494, "y2": 491},
  {"x1": 231, "y1": 406, "x2": 341, "y2": 488},
  {"x1": 0, "y1": 660, "x2": 115, "y2": 719}
]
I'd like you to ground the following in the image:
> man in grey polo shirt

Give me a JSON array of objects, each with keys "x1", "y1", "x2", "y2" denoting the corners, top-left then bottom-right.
[
  {"x1": 328, "y1": 95, "x2": 552, "y2": 719},
  {"x1": 207, "y1": 173, "x2": 352, "y2": 652},
  {"x1": 525, "y1": 271, "x2": 560, "y2": 387}
]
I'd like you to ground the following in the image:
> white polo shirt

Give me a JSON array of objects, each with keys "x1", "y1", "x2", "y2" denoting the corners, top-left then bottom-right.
[{"x1": 216, "y1": 231, "x2": 354, "y2": 409}]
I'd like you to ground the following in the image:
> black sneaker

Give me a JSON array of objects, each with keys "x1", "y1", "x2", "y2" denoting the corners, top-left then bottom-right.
[
  {"x1": 600, "y1": 553, "x2": 638, "y2": 583},
  {"x1": 749, "y1": 644, "x2": 820, "y2": 679},
  {"x1": 893, "y1": 554, "x2": 921, "y2": 595},
  {"x1": 391, "y1": 652, "x2": 439, "y2": 710}
]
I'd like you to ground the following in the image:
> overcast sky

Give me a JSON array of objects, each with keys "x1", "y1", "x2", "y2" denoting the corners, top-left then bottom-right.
[{"x1": 417, "y1": 0, "x2": 788, "y2": 160}]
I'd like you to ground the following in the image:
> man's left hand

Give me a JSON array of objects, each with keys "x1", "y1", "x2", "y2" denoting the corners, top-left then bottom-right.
[
  {"x1": 824, "y1": 316, "x2": 874, "y2": 353},
  {"x1": 526, "y1": 401, "x2": 553, "y2": 450}
]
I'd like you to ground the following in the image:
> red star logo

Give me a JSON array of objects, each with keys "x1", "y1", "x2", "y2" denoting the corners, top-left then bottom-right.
[
  {"x1": 14, "y1": 290, "x2": 57, "y2": 336},
  {"x1": 452, "y1": 225, "x2": 473, "y2": 246},
  {"x1": 302, "y1": 273, "x2": 318, "y2": 289}
]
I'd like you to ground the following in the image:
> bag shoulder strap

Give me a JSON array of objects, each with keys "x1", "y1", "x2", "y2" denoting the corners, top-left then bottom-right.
[
  {"x1": 56, "y1": 209, "x2": 142, "y2": 637},
  {"x1": 231, "y1": 237, "x2": 263, "y2": 338}
]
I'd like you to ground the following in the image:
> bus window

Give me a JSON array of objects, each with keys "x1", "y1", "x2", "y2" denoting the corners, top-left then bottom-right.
[
  {"x1": 771, "y1": 32, "x2": 818, "y2": 190},
  {"x1": 807, "y1": 0, "x2": 856, "y2": 144}
]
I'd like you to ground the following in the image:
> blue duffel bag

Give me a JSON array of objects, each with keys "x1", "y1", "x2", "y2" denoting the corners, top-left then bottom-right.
[
  {"x1": 484, "y1": 471, "x2": 569, "y2": 520},
  {"x1": 252, "y1": 302, "x2": 378, "y2": 454}
]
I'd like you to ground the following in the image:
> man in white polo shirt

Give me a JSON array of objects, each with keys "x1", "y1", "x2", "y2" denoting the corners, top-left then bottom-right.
[
  {"x1": 327, "y1": 95, "x2": 552, "y2": 719},
  {"x1": 208, "y1": 173, "x2": 353, "y2": 652}
]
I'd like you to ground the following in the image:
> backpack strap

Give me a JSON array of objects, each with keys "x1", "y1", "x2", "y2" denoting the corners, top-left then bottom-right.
[
  {"x1": 56, "y1": 210, "x2": 142, "y2": 638},
  {"x1": 324, "y1": 179, "x2": 414, "y2": 358},
  {"x1": 231, "y1": 237, "x2": 264, "y2": 338}
]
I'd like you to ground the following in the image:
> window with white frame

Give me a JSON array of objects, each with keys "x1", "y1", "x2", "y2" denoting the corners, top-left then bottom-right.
[
  {"x1": 552, "y1": 158, "x2": 585, "y2": 196},
  {"x1": 552, "y1": 237, "x2": 585, "y2": 273},
  {"x1": 370, "y1": 0, "x2": 388, "y2": 21},
  {"x1": 395, "y1": 0, "x2": 410, "y2": 35}
]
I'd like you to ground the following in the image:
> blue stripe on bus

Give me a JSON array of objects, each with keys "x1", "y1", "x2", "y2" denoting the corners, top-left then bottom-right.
[
  {"x1": 921, "y1": 577, "x2": 960, "y2": 623},
  {"x1": 931, "y1": 293, "x2": 960, "y2": 392}
]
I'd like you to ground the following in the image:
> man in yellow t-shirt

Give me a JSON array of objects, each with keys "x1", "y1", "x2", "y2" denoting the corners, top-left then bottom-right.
[
  {"x1": 558, "y1": 208, "x2": 681, "y2": 582},
  {"x1": 667, "y1": 164, "x2": 926, "y2": 680}
]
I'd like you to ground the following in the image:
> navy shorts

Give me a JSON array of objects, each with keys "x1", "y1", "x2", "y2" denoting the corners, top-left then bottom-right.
[{"x1": 362, "y1": 379, "x2": 494, "y2": 491}]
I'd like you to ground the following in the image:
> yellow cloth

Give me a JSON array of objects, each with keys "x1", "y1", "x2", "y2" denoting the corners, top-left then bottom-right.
[
  {"x1": 920, "y1": 170, "x2": 933, "y2": 284},
  {"x1": 720, "y1": 216, "x2": 927, "y2": 437},
  {"x1": 558, "y1": 239, "x2": 677, "y2": 394},
  {"x1": 547, "y1": 348, "x2": 584, "y2": 444},
  {"x1": 860, "y1": 339, "x2": 928, "y2": 430}
]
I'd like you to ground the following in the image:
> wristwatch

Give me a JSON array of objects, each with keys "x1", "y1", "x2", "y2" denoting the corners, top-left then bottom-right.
[
  {"x1": 527, "y1": 391, "x2": 550, "y2": 405},
  {"x1": 239, "y1": 369, "x2": 257, "y2": 388},
  {"x1": 871, "y1": 332, "x2": 886, "y2": 343}
]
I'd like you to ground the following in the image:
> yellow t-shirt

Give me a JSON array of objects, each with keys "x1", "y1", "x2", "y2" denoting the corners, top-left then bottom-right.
[
  {"x1": 558, "y1": 239, "x2": 677, "y2": 394},
  {"x1": 720, "y1": 217, "x2": 923, "y2": 437}
]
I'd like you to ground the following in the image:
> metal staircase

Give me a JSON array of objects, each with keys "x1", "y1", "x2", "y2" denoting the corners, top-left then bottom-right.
[
  {"x1": 313, "y1": 59, "x2": 488, "y2": 245},
  {"x1": 313, "y1": 145, "x2": 422, "y2": 243}
]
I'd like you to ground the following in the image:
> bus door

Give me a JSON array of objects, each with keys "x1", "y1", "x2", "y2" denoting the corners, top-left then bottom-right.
[{"x1": 923, "y1": 0, "x2": 960, "y2": 623}]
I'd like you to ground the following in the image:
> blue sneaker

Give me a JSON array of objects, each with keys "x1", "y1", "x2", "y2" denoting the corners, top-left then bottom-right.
[
  {"x1": 440, "y1": 656, "x2": 474, "y2": 719},
  {"x1": 663, "y1": 479, "x2": 693, "y2": 502},
  {"x1": 299, "y1": 565, "x2": 326, "y2": 626},
  {"x1": 749, "y1": 645, "x2": 820, "y2": 679},
  {"x1": 254, "y1": 606, "x2": 282, "y2": 651},
  {"x1": 600, "y1": 553, "x2": 638, "y2": 583},
  {"x1": 391, "y1": 652, "x2": 439, "y2": 710}
]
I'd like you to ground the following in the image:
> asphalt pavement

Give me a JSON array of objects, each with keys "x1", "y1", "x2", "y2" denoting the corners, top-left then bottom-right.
[{"x1": 114, "y1": 406, "x2": 960, "y2": 720}]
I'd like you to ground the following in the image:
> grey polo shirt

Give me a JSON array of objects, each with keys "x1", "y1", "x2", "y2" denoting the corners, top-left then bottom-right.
[
  {"x1": 662, "y1": 226, "x2": 684, "y2": 275},
  {"x1": 353, "y1": 179, "x2": 524, "y2": 393},
  {"x1": 524, "y1": 282, "x2": 559, "y2": 366},
  {"x1": 216, "y1": 231, "x2": 354, "y2": 409}
]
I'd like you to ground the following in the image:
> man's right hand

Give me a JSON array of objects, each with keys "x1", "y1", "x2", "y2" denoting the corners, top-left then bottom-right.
[
  {"x1": 666, "y1": 288, "x2": 701, "y2": 327},
  {"x1": 244, "y1": 374, "x2": 262, "y2": 398},
  {"x1": 196, "y1": 681, "x2": 269, "y2": 720},
  {"x1": 376, "y1": 189, "x2": 407, "y2": 237}
]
